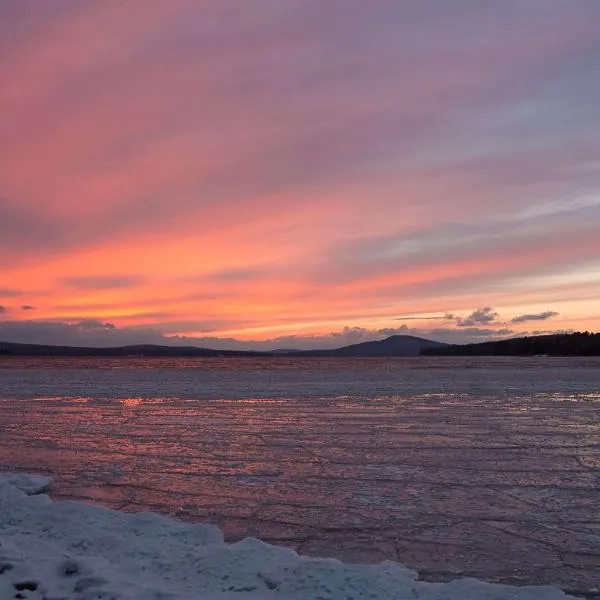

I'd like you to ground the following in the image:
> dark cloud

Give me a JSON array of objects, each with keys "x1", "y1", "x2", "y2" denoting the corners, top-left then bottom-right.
[
  {"x1": 0, "y1": 305, "x2": 6, "y2": 313},
  {"x1": 20, "y1": 305, "x2": 35, "y2": 311},
  {"x1": 61, "y1": 276, "x2": 146, "y2": 290},
  {"x1": 0, "y1": 288, "x2": 22, "y2": 297},
  {"x1": 438, "y1": 327, "x2": 513, "y2": 338},
  {"x1": 457, "y1": 307, "x2": 498, "y2": 327},
  {"x1": 0, "y1": 320, "x2": 164, "y2": 347},
  {"x1": 511, "y1": 311, "x2": 559, "y2": 323},
  {"x1": 75, "y1": 319, "x2": 116, "y2": 331}
]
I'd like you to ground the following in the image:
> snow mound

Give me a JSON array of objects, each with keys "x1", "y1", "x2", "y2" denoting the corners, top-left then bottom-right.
[
  {"x1": 0, "y1": 475, "x2": 576, "y2": 600},
  {"x1": 0, "y1": 473, "x2": 53, "y2": 495}
]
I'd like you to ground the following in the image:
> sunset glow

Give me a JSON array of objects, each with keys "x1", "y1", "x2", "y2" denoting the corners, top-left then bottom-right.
[{"x1": 1, "y1": 1, "x2": 600, "y2": 349}]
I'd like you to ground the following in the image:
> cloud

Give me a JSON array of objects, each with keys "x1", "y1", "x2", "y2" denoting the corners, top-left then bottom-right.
[
  {"x1": 0, "y1": 320, "x2": 163, "y2": 348},
  {"x1": 61, "y1": 276, "x2": 146, "y2": 290},
  {"x1": 0, "y1": 306, "x2": 6, "y2": 313},
  {"x1": 395, "y1": 314, "x2": 455, "y2": 321},
  {"x1": 0, "y1": 318, "x2": 520, "y2": 350},
  {"x1": 75, "y1": 319, "x2": 116, "y2": 331},
  {"x1": 456, "y1": 307, "x2": 499, "y2": 327},
  {"x1": 20, "y1": 305, "x2": 35, "y2": 310},
  {"x1": 0, "y1": 1, "x2": 599, "y2": 336},
  {"x1": 0, "y1": 289, "x2": 21, "y2": 297},
  {"x1": 303, "y1": 201, "x2": 600, "y2": 309},
  {"x1": 511, "y1": 311, "x2": 559, "y2": 323},
  {"x1": 198, "y1": 267, "x2": 277, "y2": 284}
]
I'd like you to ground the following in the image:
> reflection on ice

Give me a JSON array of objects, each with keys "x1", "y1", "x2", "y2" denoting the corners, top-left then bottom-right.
[
  {"x1": 120, "y1": 398, "x2": 144, "y2": 407},
  {"x1": 1, "y1": 475, "x2": 579, "y2": 600},
  {"x1": 1, "y1": 356, "x2": 600, "y2": 597}
]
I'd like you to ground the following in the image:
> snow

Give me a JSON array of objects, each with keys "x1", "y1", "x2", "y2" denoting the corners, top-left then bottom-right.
[
  {"x1": 0, "y1": 475, "x2": 578, "y2": 600},
  {"x1": 0, "y1": 474, "x2": 53, "y2": 495}
]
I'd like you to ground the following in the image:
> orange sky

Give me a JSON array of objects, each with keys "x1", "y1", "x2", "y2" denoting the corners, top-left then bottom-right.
[{"x1": 1, "y1": 1, "x2": 599, "y2": 349}]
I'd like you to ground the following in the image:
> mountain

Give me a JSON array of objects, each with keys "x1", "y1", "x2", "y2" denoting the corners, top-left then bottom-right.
[
  {"x1": 3, "y1": 333, "x2": 597, "y2": 358},
  {"x1": 288, "y1": 335, "x2": 448, "y2": 357},
  {"x1": 420, "y1": 332, "x2": 600, "y2": 356},
  {"x1": 0, "y1": 342, "x2": 266, "y2": 357},
  {"x1": 0, "y1": 335, "x2": 447, "y2": 357}
]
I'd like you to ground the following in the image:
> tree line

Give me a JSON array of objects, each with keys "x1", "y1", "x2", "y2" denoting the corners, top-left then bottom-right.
[{"x1": 421, "y1": 332, "x2": 600, "y2": 356}]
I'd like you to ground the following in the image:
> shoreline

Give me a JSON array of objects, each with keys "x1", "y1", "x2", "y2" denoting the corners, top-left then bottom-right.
[{"x1": 0, "y1": 474, "x2": 586, "y2": 600}]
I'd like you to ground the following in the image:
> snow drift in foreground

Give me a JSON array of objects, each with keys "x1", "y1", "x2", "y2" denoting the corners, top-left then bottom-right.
[{"x1": 0, "y1": 475, "x2": 576, "y2": 600}]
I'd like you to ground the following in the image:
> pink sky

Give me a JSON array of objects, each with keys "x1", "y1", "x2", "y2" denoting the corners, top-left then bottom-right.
[{"x1": 1, "y1": 1, "x2": 600, "y2": 349}]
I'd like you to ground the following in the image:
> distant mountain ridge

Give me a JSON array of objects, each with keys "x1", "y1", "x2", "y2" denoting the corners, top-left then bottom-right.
[
  {"x1": 4, "y1": 333, "x2": 597, "y2": 358},
  {"x1": 0, "y1": 335, "x2": 447, "y2": 357},
  {"x1": 0, "y1": 342, "x2": 266, "y2": 357}
]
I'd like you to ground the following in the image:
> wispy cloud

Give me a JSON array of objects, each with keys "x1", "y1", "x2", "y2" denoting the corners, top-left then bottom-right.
[
  {"x1": 395, "y1": 313, "x2": 458, "y2": 322},
  {"x1": 511, "y1": 311, "x2": 559, "y2": 323},
  {"x1": 61, "y1": 276, "x2": 146, "y2": 290}
]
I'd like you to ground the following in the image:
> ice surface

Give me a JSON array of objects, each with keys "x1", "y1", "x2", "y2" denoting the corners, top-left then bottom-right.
[
  {"x1": 1, "y1": 355, "x2": 600, "y2": 400},
  {"x1": 2, "y1": 357, "x2": 600, "y2": 596},
  {"x1": 0, "y1": 475, "x2": 578, "y2": 600}
]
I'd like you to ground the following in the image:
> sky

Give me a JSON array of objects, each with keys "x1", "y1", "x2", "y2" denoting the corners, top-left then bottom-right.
[{"x1": 1, "y1": 0, "x2": 600, "y2": 350}]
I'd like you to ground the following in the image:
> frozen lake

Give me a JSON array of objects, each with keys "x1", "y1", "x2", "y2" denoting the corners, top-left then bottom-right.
[{"x1": 1, "y1": 356, "x2": 599, "y2": 597}]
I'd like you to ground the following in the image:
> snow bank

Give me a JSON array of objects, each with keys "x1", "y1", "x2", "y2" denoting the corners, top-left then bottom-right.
[
  {"x1": 0, "y1": 474, "x2": 53, "y2": 495},
  {"x1": 0, "y1": 475, "x2": 576, "y2": 600}
]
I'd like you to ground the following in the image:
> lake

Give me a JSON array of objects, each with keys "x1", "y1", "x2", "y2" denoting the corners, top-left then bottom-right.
[{"x1": 1, "y1": 356, "x2": 599, "y2": 596}]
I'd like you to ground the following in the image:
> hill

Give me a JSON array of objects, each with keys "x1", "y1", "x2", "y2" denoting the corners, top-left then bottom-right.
[
  {"x1": 0, "y1": 335, "x2": 447, "y2": 358},
  {"x1": 289, "y1": 335, "x2": 448, "y2": 357},
  {"x1": 421, "y1": 332, "x2": 600, "y2": 357},
  {"x1": 0, "y1": 342, "x2": 266, "y2": 357}
]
